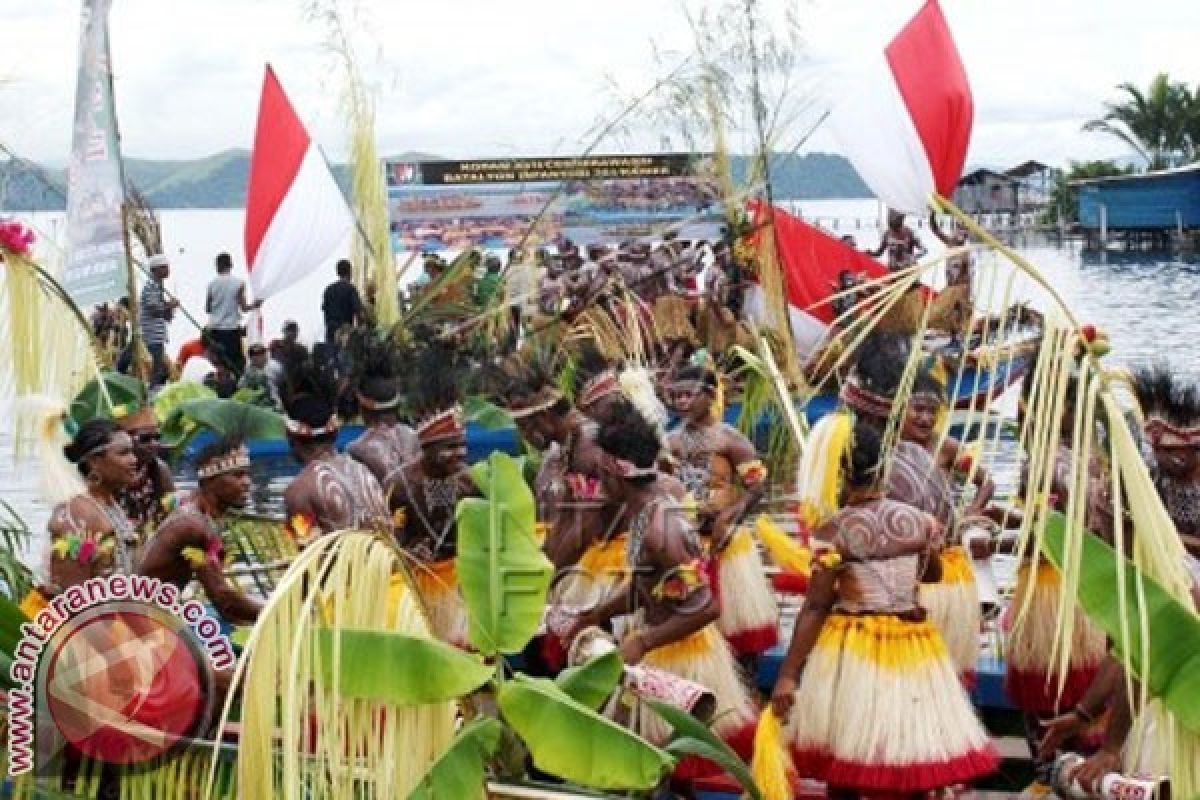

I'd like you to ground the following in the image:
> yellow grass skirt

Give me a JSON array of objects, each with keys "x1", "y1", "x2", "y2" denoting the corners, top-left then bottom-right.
[
  {"x1": 1004, "y1": 560, "x2": 1107, "y2": 713},
  {"x1": 714, "y1": 527, "x2": 779, "y2": 655},
  {"x1": 918, "y1": 545, "x2": 981, "y2": 685},
  {"x1": 783, "y1": 612, "x2": 998, "y2": 792},
  {"x1": 621, "y1": 623, "x2": 757, "y2": 778},
  {"x1": 410, "y1": 558, "x2": 469, "y2": 647},
  {"x1": 551, "y1": 534, "x2": 628, "y2": 612}
]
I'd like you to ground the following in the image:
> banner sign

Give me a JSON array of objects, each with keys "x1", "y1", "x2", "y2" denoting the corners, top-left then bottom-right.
[
  {"x1": 63, "y1": 0, "x2": 129, "y2": 307},
  {"x1": 385, "y1": 153, "x2": 725, "y2": 252}
]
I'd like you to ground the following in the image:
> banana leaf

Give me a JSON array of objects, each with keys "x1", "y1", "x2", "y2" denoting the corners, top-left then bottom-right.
[
  {"x1": 315, "y1": 629, "x2": 493, "y2": 705},
  {"x1": 458, "y1": 452, "x2": 552, "y2": 655},
  {"x1": 645, "y1": 700, "x2": 763, "y2": 800},
  {"x1": 555, "y1": 651, "x2": 623, "y2": 711},
  {"x1": 166, "y1": 398, "x2": 285, "y2": 454},
  {"x1": 1041, "y1": 511, "x2": 1200, "y2": 733},
  {"x1": 155, "y1": 381, "x2": 216, "y2": 449},
  {"x1": 409, "y1": 717, "x2": 504, "y2": 800},
  {"x1": 497, "y1": 675, "x2": 674, "y2": 790},
  {"x1": 463, "y1": 395, "x2": 514, "y2": 431},
  {"x1": 69, "y1": 371, "x2": 145, "y2": 428}
]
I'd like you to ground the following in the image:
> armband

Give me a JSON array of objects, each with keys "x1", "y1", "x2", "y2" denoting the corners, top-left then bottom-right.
[
  {"x1": 736, "y1": 459, "x2": 768, "y2": 486},
  {"x1": 652, "y1": 558, "x2": 710, "y2": 602},
  {"x1": 813, "y1": 545, "x2": 842, "y2": 571},
  {"x1": 286, "y1": 512, "x2": 316, "y2": 542}
]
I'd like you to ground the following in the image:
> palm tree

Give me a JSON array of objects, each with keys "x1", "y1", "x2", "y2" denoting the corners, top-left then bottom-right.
[{"x1": 1083, "y1": 73, "x2": 1193, "y2": 170}]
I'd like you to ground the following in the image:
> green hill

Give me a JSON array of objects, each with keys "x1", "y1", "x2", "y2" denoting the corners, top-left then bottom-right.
[{"x1": 0, "y1": 150, "x2": 871, "y2": 210}]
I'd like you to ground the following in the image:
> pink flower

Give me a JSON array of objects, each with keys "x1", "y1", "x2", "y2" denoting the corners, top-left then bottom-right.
[
  {"x1": 76, "y1": 538, "x2": 97, "y2": 565},
  {"x1": 0, "y1": 218, "x2": 35, "y2": 257}
]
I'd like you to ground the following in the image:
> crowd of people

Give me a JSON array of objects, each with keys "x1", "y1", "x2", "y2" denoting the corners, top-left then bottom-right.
[{"x1": 53, "y1": 214, "x2": 1198, "y2": 799}]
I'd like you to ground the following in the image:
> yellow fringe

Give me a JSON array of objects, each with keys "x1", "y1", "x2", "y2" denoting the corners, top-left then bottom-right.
[
  {"x1": 825, "y1": 613, "x2": 950, "y2": 670},
  {"x1": 752, "y1": 709, "x2": 796, "y2": 800},
  {"x1": 795, "y1": 411, "x2": 851, "y2": 528},
  {"x1": 578, "y1": 534, "x2": 628, "y2": 577},
  {"x1": 755, "y1": 515, "x2": 812, "y2": 575}
]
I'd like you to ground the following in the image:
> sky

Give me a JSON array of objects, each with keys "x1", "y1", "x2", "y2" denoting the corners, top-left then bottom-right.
[{"x1": 1, "y1": 0, "x2": 1197, "y2": 171}]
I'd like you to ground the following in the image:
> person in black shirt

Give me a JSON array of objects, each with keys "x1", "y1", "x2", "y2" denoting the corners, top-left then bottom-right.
[{"x1": 321, "y1": 259, "x2": 364, "y2": 344}]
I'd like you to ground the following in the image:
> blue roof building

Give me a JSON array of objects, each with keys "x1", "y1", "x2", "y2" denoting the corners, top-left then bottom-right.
[{"x1": 1076, "y1": 164, "x2": 1200, "y2": 230}]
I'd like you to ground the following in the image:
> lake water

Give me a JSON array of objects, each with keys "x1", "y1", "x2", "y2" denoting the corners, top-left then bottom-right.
[{"x1": 4, "y1": 202, "x2": 1199, "y2": 551}]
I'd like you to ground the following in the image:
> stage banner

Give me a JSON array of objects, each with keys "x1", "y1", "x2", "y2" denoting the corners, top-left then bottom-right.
[
  {"x1": 384, "y1": 153, "x2": 725, "y2": 252},
  {"x1": 63, "y1": 0, "x2": 129, "y2": 307}
]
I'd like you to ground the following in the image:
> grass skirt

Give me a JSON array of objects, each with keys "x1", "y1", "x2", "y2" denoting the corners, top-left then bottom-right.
[
  {"x1": 783, "y1": 612, "x2": 999, "y2": 793},
  {"x1": 624, "y1": 623, "x2": 758, "y2": 779},
  {"x1": 714, "y1": 527, "x2": 779, "y2": 656},
  {"x1": 918, "y1": 545, "x2": 981, "y2": 687},
  {"x1": 1004, "y1": 560, "x2": 1107, "y2": 714},
  {"x1": 410, "y1": 558, "x2": 469, "y2": 647},
  {"x1": 551, "y1": 535, "x2": 629, "y2": 611}
]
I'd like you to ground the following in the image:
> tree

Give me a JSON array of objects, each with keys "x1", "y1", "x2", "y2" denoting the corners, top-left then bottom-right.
[
  {"x1": 1083, "y1": 73, "x2": 1194, "y2": 170},
  {"x1": 1041, "y1": 160, "x2": 1133, "y2": 226}
]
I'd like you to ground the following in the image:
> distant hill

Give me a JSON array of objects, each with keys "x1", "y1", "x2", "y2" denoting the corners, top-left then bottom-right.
[{"x1": 0, "y1": 149, "x2": 871, "y2": 210}]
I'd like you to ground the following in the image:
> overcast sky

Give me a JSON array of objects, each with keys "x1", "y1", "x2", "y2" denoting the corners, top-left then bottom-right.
[{"x1": 2, "y1": 0, "x2": 1197, "y2": 170}]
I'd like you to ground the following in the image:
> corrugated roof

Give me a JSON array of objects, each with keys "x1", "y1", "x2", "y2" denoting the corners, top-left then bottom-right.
[{"x1": 1071, "y1": 161, "x2": 1200, "y2": 187}]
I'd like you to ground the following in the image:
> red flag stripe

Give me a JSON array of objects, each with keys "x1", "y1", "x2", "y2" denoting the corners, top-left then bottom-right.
[
  {"x1": 884, "y1": 0, "x2": 974, "y2": 198},
  {"x1": 244, "y1": 65, "x2": 312, "y2": 271}
]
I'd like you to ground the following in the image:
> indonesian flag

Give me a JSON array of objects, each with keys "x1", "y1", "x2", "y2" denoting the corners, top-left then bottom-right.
[
  {"x1": 244, "y1": 65, "x2": 352, "y2": 312},
  {"x1": 750, "y1": 202, "x2": 889, "y2": 360},
  {"x1": 826, "y1": 0, "x2": 973, "y2": 213}
]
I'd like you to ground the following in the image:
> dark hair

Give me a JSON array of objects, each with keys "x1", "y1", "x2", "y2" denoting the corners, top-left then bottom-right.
[
  {"x1": 487, "y1": 351, "x2": 569, "y2": 418},
  {"x1": 912, "y1": 365, "x2": 946, "y2": 400},
  {"x1": 1133, "y1": 361, "x2": 1200, "y2": 427},
  {"x1": 853, "y1": 331, "x2": 909, "y2": 399},
  {"x1": 64, "y1": 418, "x2": 121, "y2": 475},
  {"x1": 195, "y1": 435, "x2": 245, "y2": 476},
  {"x1": 672, "y1": 364, "x2": 718, "y2": 393},
  {"x1": 215, "y1": 252, "x2": 233, "y2": 272},
  {"x1": 595, "y1": 400, "x2": 659, "y2": 485},
  {"x1": 572, "y1": 341, "x2": 619, "y2": 398},
  {"x1": 846, "y1": 417, "x2": 884, "y2": 488},
  {"x1": 281, "y1": 353, "x2": 340, "y2": 434},
  {"x1": 336, "y1": 259, "x2": 353, "y2": 278},
  {"x1": 405, "y1": 342, "x2": 463, "y2": 420}
]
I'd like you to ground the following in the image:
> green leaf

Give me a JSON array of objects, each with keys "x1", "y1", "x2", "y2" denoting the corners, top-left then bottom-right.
[
  {"x1": 463, "y1": 395, "x2": 514, "y2": 430},
  {"x1": 645, "y1": 700, "x2": 763, "y2": 800},
  {"x1": 69, "y1": 371, "x2": 146, "y2": 428},
  {"x1": 155, "y1": 381, "x2": 216, "y2": 450},
  {"x1": 457, "y1": 452, "x2": 551, "y2": 655},
  {"x1": 498, "y1": 675, "x2": 674, "y2": 790},
  {"x1": 178, "y1": 398, "x2": 285, "y2": 441},
  {"x1": 1041, "y1": 511, "x2": 1200, "y2": 733},
  {"x1": 314, "y1": 629, "x2": 493, "y2": 705},
  {"x1": 409, "y1": 717, "x2": 504, "y2": 800},
  {"x1": 555, "y1": 651, "x2": 623, "y2": 711}
]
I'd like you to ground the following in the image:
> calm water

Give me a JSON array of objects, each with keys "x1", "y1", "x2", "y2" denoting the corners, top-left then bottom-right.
[{"x1": 4, "y1": 204, "x2": 1199, "y2": 553}]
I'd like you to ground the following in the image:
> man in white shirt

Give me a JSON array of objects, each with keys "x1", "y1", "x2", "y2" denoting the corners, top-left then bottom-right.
[{"x1": 205, "y1": 252, "x2": 261, "y2": 377}]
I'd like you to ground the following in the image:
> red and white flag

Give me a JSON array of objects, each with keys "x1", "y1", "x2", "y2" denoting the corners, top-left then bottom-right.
[
  {"x1": 749, "y1": 203, "x2": 889, "y2": 359},
  {"x1": 244, "y1": 66, "x2": 352, "y2": 312},
  {"x1": 826, "y1": 0, "x2": 973, "y2": 213}
]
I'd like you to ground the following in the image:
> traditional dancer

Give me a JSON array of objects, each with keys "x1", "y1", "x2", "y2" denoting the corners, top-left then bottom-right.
[
  {"x1": 113, "y1": 403, "x2": 175, "y2": 538},
  {"x1": 664, "y1": 364, "x2": 778, "y2": 660},
  {"x1": 280, "y1": 356, "x2": 392, "y2": 539},
  {"x1": 1135, "y1": 362, "x2": 1200, "y2": 549},
  {"x1": 773, "y1": 416, "x2": 999, "y2": 797},
  {"x1": 894, "y1": 366, "x2": 997, "y2": 686},
  {"x1": 385, "y1": 347, "x2": 478, "y2": 645},
  {"x1": 138, "y1": 436, "x2": 263, "y2": 625},
  {"x1": 46, "y1": 418, "x2": 139, "y2": 590},
  {"x1": 571, "y1": 403, "x2": 758, "y2": 780},
  {"x1": 344, "y1": 332, "x2": 419, "y2": 485},
  {"x1": 869, "y1": 210, "x2": 927, "y2": 271},
  {"x1": 573, "y1": 342, "x2": 626, "y2": 424},
  {"x1": 928, "y1": 212, "x2": 974, "y2": 337}
]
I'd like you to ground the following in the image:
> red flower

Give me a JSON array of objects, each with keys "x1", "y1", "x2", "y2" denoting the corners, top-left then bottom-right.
[
  {"x1": 1080, "y1": 324, "x2": 1097, "y2": 343},
  {"x1": 0, "y1": 219, "x2": 35, "y2": 257}
]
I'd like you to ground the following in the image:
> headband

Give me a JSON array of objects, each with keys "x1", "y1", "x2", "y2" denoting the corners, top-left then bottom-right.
[
  {"x1": 839, "y1": 376, "x2": 895, "y2": 419},
  {"x1": 578, "y1": 371, "x2": 621, "y2": 411},
  {"x1": 606, "y1": 455, "x2": 658, "y2": 480},
  {"x1": 504, "y1": 386, "x2": 563, "y2": 420},
  {"x1": 197, "y1": 446, "x2": 250, "y2": 480},
  {"x1": 1144, "y1": 416, "x2": 1200, "y2": 448},
  {"x1": 669, "y1": 378, "x2": 715, "y2": 396},
  {"x1": 909, "y1": 391, "x2": 945, "y2": 406},
  {"x1": 285, "y1": 416, "x2": 340, "y2": 438},
  {"x1": 417, "y1": 406, "x2": 465, "y2": 445},
  {"x1": 356, "y1": 391, "x2": 401, "y2": 412}
]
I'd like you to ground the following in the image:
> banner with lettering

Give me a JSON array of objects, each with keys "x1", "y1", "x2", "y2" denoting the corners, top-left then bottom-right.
[
  {"x1": 63, "y1": 0, "x2": 129, "y2": 307},
  {"x1": 384, "y1": 153, "x2": 725, "y2": 252}
]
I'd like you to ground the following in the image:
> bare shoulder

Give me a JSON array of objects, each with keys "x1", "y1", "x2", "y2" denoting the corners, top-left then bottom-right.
[{"x1": 49, "y1": 496, "x2": 108, "y2": 536}]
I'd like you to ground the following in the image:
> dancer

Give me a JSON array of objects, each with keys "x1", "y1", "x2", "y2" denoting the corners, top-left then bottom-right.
[
  {"x1": 893, "y1": 365, "x2": 996, "y2": 685},
  {"x1": 46, "y1": 418, "x2": 139, "y2": 590},
  {"x1": 138, "y1": 436, "x2": 263, "y2": 625},
  {"x1": 928, "y1": 212, "x2": 974, "y2": 336},
  {"x1": 280, "y1": 355, "x2": 392, "y2": 539},
  {"x1": 385, "y1": 346, "x2": 478, "y2": 645},
  {"x1": 571, "y1": 402, "x2": 757, "y2": 780},
  {"x1": 869, "y1": 209, "x2": 927, "y2": 271},
  {"x1": 664, "y1": 364, "x2": 778, "y2": 659},
  {"x1": 772, "y1": 416, "x2": 998, "y2": 797},
  {"x1": 344, "y1": 331, "x2": 419, "y2": 485}
]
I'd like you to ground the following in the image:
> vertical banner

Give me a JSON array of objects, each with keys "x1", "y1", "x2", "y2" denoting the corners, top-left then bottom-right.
[{"x1": 63, "y1": 0, "x2": 129, "y2": 307}]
